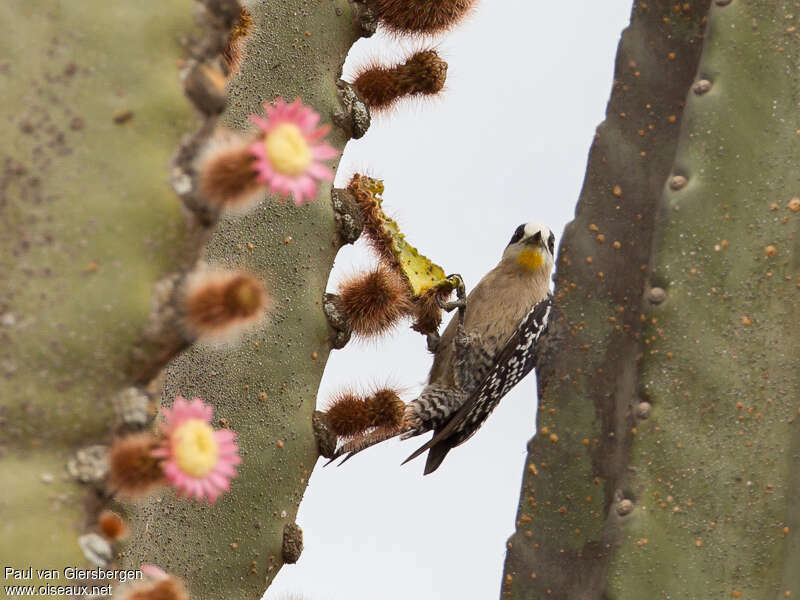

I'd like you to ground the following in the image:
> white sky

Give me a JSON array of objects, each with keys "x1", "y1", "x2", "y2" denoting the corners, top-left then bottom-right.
[{"x1": 267, "y1": 2, "x2": 632, "y2": 599}]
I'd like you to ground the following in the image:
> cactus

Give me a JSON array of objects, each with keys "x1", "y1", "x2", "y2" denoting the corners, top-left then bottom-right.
[
  {"x1": 0, "y1": 0, "x2": 205, "y2": 583},
  {"x1": 502, "y1": 1, "x2": 799, "y2": 598},
  {"x1": 1, "y1": 0, "x2": 462, "y2": 598}
]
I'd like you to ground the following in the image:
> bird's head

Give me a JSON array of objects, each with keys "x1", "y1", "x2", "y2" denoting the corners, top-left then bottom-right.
[{"x1": 502, "y1": 222, "x2": 556, "y2": 274}]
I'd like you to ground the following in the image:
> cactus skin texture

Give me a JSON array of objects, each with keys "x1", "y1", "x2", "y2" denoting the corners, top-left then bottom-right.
[{"x1": 502, "y1": 1, "x2": 799, "y2": 598}]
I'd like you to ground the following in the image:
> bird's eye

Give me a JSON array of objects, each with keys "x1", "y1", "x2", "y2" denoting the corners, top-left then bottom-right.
[
  {"x1": 548, "y1": 232, "x2": 555, "y2": 255},
  {"x1": 508, "y1": 224, "x2": 526, "y2": 246}
]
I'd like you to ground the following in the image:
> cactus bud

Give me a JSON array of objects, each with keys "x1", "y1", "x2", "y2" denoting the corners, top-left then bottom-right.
[
  {"x1": 182, "y1": 269, "x2": 268, "y2": 340},
  {"x1": 98, "y1": 510, "x2": 128, "y2": 540},
  {"x1": 352, "y1": 50, "x2": 447, "y2": 111},
  {"x1": 325, "y1": 386, "x2": 406, "y2": 438},
  {"x1": 369, "y1": 0, "x2": 476, "y2": 35},
  {"x1": 367, "y1": 387, "x2": 406, "y2": 431},
  {"x1": 108, "y1": 434, "x2": 164, "y2": 498},
  {"x1": 336, "y1": 265, "x2": 413, "y2": 338},
  {"x1": 196, "y1": 132, "x2": 263, "y2": 211}
]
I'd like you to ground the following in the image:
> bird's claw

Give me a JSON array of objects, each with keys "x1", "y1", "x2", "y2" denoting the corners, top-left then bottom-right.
[
  {"x1": 436, "y1": 274, "x2": 467, "y2": 325},
  {"x1": 426, "y1": 331, "x2": 440, "y2": 353}
]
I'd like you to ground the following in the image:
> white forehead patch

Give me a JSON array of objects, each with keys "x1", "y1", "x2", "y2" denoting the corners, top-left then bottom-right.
[{"x1": 523, "y1": 222, "x2": 551, "y2": 240}]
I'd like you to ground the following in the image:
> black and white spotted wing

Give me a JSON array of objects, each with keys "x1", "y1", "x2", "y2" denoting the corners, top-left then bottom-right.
[{"x1": 403, "y1": 295, "x2": 553, "y2": 465}]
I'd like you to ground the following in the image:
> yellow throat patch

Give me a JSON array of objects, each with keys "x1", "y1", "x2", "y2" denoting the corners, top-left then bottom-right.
[{"x1": 517, "y1": 247, "x2": 544, "y2": 271}]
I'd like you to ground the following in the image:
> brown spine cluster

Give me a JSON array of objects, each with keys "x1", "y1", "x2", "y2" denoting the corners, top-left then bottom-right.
[
  {"x1": 325, "y1": 387, "x2": 406, "y2": 438},
  {"x1": 336, "y1": 265, "x2": 413, "y2": 338},
  {"x1": 108, "y1": 434, "x2": 164, "y2": 498},
  {"x1": 353, "y1": 50, "x2": 447, "y2": 111},
  {"x1": 222, "y1": 7, "x2": 253, "y2": 75},
  {"x1": 182, "y1": 270, "x2": 268, "y2": 339},
  {"x1": 369, "y1": 0, "x2": 476, "y2": 35},
  {"x1": 196, "y1": 138, "x2": 261, "y2": 210},
  {"x1": 411, "y1": 286, "x2": 449, "y2": 335},
  {"x1": 98, "y1": 510, "x2": 128, "y2": 540}
]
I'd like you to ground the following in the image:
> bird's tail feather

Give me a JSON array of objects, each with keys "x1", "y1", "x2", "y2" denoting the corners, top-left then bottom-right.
[{"x1": 324, "y1": 426, "x2": 409, "y2": 466}]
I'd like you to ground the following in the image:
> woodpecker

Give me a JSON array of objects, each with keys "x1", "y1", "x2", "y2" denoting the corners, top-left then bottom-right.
[{"x1": 332, "y1": 222, "x2": 555, "y2": 474}]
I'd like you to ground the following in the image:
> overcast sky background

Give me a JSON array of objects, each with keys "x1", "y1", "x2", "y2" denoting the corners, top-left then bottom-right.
[{"x1": 267, "y1": 2, "x2": 632, "y2": 598}]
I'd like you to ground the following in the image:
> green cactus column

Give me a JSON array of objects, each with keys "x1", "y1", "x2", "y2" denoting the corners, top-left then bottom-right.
[
  {"x1": 613, "y1": 0, "x2": 800, "y2": 595},
  {"x1": 119, "y1": 1, "x2": 364, "y2": 598},
  {"x1": 503, "y1": 0, "x2": 799, "y2": 598},
  {"x1": 1, "y1": 1, "x2": 365, "y2": 599},
  {"x1": 0, "y1": 0, "x2": 199, "y2": 580}
]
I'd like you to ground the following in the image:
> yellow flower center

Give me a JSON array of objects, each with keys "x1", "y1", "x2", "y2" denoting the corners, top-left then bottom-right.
[
  {"x1": 173, "y1": 419, "x2": 219, "y2": 477},
  {"x1": 264, "y1": 123, "x2": 312, "y2": 175},
  {"x1": 517, "y1": 248, "x2": 544, "y2": 271}
]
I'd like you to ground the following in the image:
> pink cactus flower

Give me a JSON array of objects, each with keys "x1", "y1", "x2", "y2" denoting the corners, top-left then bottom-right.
[
  {"x1": 153, "y1": 396, "x2": 241, "y2": 504},
  {"x1": 249, "y1": 97, "x2": 339, "y2": 205},
  {"x1": 139, "y1": 564, "x2": 168, "y2": 580}
]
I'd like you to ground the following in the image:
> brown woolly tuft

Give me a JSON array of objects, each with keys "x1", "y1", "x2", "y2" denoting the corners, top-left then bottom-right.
[
  {"x1": 108, "y1": 434, "x2": 164, "y2": 498},
  {"x1": 98, "y1": 509, "x2": 127, "y2": 540},
  {"x1": 411, "y1": 287, "x2": 450, "y2": 335},
  {"x1": 326, "y1": 392, "x2": 372, "y2": 438},
  {"x1": 222, "y1": 7, "x2": 253, "y2": 75},
  {"x1": 183, "y1": 269, "x2": 268, "y2": 340},
  {"x1": 325, "y1": 387, "x2": 406, "y2": 438},
  {"x1": 196, "y1": 132, "x2": 262, "y2": 210},
  {"x1": 352, "y1": 50, "x2": 447, "y2": 111},
  {"x1": 366, "y1": 387, "x2": 406, "y2": 430},
  {"x1": 120, "y1": 577, "x2": 188, "y2": 600},
  {"x1": 347, "y1": 174, "x2": 399, "y2": 270},
  {"x1": 336, "y1": 265, "x2": 413, "y2": 338},
  {"x1": 369, "y1": 0, "x2": 476, "y2": 35}
]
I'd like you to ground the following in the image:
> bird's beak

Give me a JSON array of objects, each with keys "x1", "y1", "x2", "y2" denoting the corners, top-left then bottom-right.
[{"x1": 524, "y1": 236, "x2": 547, "y2": 250}]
